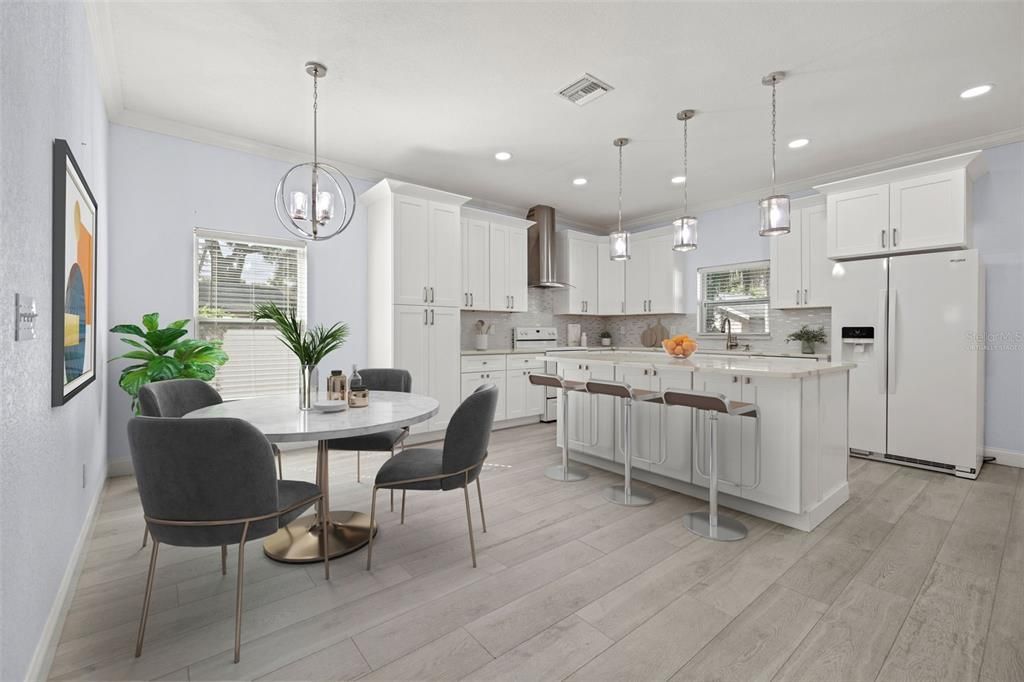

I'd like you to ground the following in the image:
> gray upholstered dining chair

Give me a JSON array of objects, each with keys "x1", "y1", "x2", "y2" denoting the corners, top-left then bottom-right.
[
  {"x1": 128, "y1": 416, "x2": 328, "y2": 664},
  {"x1": 136, "y1": 379, "x2": 285, "y2": 549},
  {"x1": 327, "y1": 369, "x2": 412, "y2": 507},
  {"x1": 366, "y1": 384, "x2": 498, "y2": 570}
]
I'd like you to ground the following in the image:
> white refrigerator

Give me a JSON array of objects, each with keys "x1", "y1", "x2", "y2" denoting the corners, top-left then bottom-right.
[{"x1": 831, "y1": 249, "x2": 985, "y2": 478}]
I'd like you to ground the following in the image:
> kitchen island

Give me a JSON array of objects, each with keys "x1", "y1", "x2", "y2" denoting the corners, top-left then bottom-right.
[{"x1": 549, "y1": 351, "x2": 853, "y2": 531}]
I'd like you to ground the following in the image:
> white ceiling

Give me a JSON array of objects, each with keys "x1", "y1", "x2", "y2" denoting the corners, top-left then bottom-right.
[{"x1": 88, "y1": 1, "x2": 1023, "y2": 228}]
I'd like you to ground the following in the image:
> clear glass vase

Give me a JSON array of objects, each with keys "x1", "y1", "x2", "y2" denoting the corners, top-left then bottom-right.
[{"x1": 299, "y1": 364, "x2": 318, "y2": 410}]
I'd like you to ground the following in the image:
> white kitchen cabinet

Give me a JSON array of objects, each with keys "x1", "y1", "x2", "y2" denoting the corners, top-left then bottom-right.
[
  {"x1": 364, "y1": 179, "x2": 471, "y2": 435},
  {"x1": 462, "y1": 218, "x2": 490, "y2": 309},
  {"x1": 652, "y1": 368, "x2": 693, "y2": 483},
  {"x1": 691, "y1": 373, "x2": 745, "y2": 497},
  {"x1": 556, "y1": 360, "x2": 614, "y2": 460},
  {"x1": 770, "y1": 198, "x2": 831, "y2": 308},
  {"x1": 614, "y1": 364, "x2": 659, "y2": 472},
  {"x1": 738, "y1": 376, "x2": 801, "y2": 513},
  {"x1": 461, "y1": 370, "x2": 506, "y2": 422},
  {"x1": 463, "y1": 207, "x2": 532, "y2": 312},
  {"x1": 392, "y1": 305, "x2": 461, "y2": 433},
  {"x1": 624, "y1": 228, "x2": 685, "y2": 315},
  {"x1": 554, "y1": 231, "x2": 600, "y2": 315},
  {"x1": 817, "y1": 151, "x2": 983, "y2": 260},
  {"x1": 505, "y1": 367, "x2": 544, "y2": 420},
  {"x1": 597, "y1": 241, "x2": 625, "y2": 315}
]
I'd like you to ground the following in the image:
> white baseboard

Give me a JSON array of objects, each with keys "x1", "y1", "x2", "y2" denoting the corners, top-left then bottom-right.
[
  {"x1": 107, "y1": 456, "x2": 133, "y2": 477},
  {"x1": 986, "y1": 447, "x2": 1024, "y2": 469},
  {"x1": 25, "y1": 478, "x2": 106, "y2": 681}
]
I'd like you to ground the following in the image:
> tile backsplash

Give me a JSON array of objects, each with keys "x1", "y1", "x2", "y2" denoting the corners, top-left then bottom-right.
[{"x1": 461, "y1": 289, "x2": 831, "y2": 356}]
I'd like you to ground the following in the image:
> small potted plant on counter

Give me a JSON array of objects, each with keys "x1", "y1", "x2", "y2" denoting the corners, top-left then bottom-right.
[
  {"x1": 599, "y1": 331, "x2": 612, "y2": 347},
  {"x1": 787, "y1": 325, "x2": 827, "y2": 354}
]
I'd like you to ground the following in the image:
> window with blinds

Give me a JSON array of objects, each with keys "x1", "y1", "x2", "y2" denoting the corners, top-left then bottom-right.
[
  {"x1": 194, "y1": 228, "x2": 307, "y2": 400},
  {"x1": 698, "y1": 261, "x2": 771, "y2": 335}
]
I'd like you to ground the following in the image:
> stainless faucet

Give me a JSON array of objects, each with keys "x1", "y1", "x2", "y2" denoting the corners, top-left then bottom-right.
[{"x1": 723, "y1": 319, "x2": 739, "y2": 350}]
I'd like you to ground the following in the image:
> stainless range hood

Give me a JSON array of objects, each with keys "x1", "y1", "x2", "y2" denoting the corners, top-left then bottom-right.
[{"x1": 526, "y1": 205, "x2": 571, "y2": 288}]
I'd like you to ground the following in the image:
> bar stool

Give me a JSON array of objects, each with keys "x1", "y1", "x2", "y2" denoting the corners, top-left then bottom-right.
[
  {"x1": 528, "y1": 373, "x2": 589, "y2": 482},
  {"x1": 662, "y1": 388, "x2": 761, "y2": 541},
  {"x1": 585, "y1": 379, "x2": 658, "y2": 506}
]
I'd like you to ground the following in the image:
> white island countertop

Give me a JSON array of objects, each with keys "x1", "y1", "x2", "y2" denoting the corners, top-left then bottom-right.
[{"x1": 547, "y1": 351, "x2": 853, "y2": 379}]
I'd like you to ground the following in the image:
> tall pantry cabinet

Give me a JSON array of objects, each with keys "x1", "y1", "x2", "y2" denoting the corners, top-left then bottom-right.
[{"x1": 362, "y1": 179, "x2": 471, "y2": 433}]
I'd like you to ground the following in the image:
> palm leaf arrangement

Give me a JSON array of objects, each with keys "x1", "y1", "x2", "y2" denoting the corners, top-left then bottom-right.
[
  {"x1": 110, "y1": 312, "x2": 229, "y2": 413},
  {"x1": 253, "y1": 302, "x2": 350, "y2": 366}
]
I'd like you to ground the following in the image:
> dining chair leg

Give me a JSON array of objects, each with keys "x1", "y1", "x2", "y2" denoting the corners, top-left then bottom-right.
[
  {"x1": 221, "y1": 545, "x2": 227, "y2": 576},
  {"x1": 356, "y1": 451, "x2": 361, "y2": 483},
  {"x1": 318, "y1": 495, "x2": 330, "y2": 580},
  {"x1": 141, "y1": 525, "x2": 148, "y2": 548},
  {"x1": 463, "y1": 480, "x2": 477, "y2": 568},
  {"x1": 476, "y1": 477, "x2": 487, "y2": 533},
  {"x1": 234, "y1": 522, "x2": 250, "y2": 664},
  {"x1": 134, "y1": 539, "x2": 160, "y2": 657},
  {"x1": 366, "y1": 487, "x2": 378, "y2": 570},
  {"x1": 400, "y1": 490, "x2": 406, "y2": 524},
  {"x1": 390, "y1": 448, "x2": 396, "y2": 512}
]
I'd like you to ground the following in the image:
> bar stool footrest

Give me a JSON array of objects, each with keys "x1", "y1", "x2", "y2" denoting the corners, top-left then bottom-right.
[
  {"x1": 544, "y1": 465, "x2": 588, "y2": 482},
  {"x1": 604, "y1": 485, "x2": 654, "y2": 507},
  {"x1": 683, "y1": 511, "x2": 747, "y2": 542}
]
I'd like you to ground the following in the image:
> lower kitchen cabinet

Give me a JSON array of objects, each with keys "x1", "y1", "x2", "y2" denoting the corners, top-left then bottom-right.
[
  {"x1": 556, "y1": 361, "x2": 615, "y2": 460},
  {"x1": 650, "y1": 368, "x2": 693, "y2": 483},
  {"x1": 461, "y1": 370, "x2": 506, "y2": 421},
  {"x1": 505, "y1": 367, "x2": 545, "y2": 419}
]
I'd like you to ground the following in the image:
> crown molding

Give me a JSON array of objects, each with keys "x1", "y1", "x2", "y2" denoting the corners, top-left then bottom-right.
[
  {"x1": 617, "y1": 126, "x2": 1024, "y2": 233},
  {"x1": 83, "y1": 0, "x2": 122, "y2": 115}
]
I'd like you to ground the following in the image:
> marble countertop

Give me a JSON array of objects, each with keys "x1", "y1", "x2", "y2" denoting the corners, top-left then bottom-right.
[
  {"x1": 461, "y1": 346, "x2": 829, "y2": 360},
  {"x1": 460, "y1": 348, "x2": 548, "y2": 356},
  {"x1": 546, "y1": 351, "x2": 853, "y2": 379}
]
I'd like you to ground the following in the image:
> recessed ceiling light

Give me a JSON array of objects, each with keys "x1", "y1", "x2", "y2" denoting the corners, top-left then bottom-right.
[
  {"x1": 960, "y1": 84, "x2": 993, "y2": 99},
  {"x1": 788, "y1": 138, "x2": 810, "y2": 149},
  {"x1": 494, "y1": 151, "x2": 512, "y2": 161},
  {"x1": 671, "y1": 176, "x2": 686, "y2": 184},
  {"x1": 572, "y1": 177, "x2": 588, "y2": 186}
]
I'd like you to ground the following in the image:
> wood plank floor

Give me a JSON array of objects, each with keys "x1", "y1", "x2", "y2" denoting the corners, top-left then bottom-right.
[{"x1": 52, "y1": 423, "x2": 1023, "y2": 681}]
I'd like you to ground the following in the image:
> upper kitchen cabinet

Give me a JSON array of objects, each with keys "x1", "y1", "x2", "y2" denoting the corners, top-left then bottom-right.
[
  {"x1": 625, "y1": 227, "x2": 685, "y2": 315},
  {"x1": 770, "y1": 197, "x2": 831, "y2": 308},
  {"x1": 462, "y1": 207, "x2": 532, "y2": 312},
  {"x1": 815, "y1": 151, "x2": 984, "y2": 261},
  {"x1": 362, "y1": 179, "x2": 471, "y2": 307},
  {"x1": 597, "y1": 241, "x2": 625, "y2": 315},
  {"x1": 554, "y1": 230, "x2": 600, "y2": 315}
]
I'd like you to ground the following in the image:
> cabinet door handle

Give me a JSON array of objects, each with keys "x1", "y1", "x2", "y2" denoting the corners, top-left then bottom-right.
[
  {"x1": 511, "y1": 295, "x2": 515, "y2": 309},
  {"x1": 804, "y1": 288, "x2": 808, "y2": 305},
  {"x1": 881, "y1": 230, "x2": 887, "y2": 248},
  {"x1": 423, "y1": 286, "x2": 428, "y2": 302},
  {"x1": 892, "y1": 228, "x2": 898, "y2": 246},
  {"x1": 431, "y1": 287, "x2": 435, "y2": 302},
  {"x1": 423, "y1": 309, "x2": 428, "y2": 325},
  {"x1": 464, "y1": 293, "x2": 469, "y2": 306},
  {"x1": 732, "y1": 375, "x2": 738, "y2": 383},
  {"x1": 744, "y1": 376, "x2": 751, "y2": 384},
  {"x1": 430, "y1": 309, "x2": 435, "y2": 325},
  {"x1": 795, "y1": 289, "x2": 800, "y2": 305}
]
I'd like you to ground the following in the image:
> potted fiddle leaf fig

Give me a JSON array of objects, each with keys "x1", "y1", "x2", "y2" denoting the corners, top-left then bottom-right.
[
  {"x1": 110, "y1": 313, "x2": 229, "y2": 413},
  {"x1": 253, "y1": 301, "x2": 349, "y2": 410},
  {"x1": 786, "y1": 325, "x2": 828, "y2": 354}
]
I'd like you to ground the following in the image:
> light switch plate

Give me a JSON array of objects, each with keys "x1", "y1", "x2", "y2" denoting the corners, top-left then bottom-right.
[{"x1": 15, "y1": 293, "x2": 38, "y2": 341}]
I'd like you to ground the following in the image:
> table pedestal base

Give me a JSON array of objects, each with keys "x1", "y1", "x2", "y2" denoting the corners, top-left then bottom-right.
[{"x1": 263, "y1": 510, "x2": 377, "y2": 563}]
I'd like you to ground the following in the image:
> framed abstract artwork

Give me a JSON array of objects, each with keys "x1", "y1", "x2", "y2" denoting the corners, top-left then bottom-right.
[{"x1": 52, "y1": 139, "x2": 98, "y2": 406}]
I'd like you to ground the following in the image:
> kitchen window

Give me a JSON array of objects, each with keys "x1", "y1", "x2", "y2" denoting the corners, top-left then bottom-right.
[
  {"x1": 194, "y1": 228, "x2": 307, "y2": 399},
  {"x1": 698, "y1": 260, "x2": 771, "y2": 336}
]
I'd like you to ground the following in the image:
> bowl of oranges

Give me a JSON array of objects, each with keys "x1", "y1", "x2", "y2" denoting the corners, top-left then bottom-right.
[{"x1": 662, "y1": 334, "x2": 698, "y2": 359}]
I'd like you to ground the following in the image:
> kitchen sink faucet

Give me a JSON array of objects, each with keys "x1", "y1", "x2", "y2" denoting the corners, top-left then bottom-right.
[{"x1": 723, "y1": 319, "x2": 739, "y2": 350}]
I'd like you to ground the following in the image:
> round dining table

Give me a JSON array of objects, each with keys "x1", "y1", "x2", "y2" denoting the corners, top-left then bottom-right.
[{"x1": 185, "y1": 391, "x2": 439, "y2": 563}]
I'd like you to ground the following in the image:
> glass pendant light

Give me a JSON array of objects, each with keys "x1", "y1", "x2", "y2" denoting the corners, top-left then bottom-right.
[
  {"x1": 673, "y1": 109, "x2": 698, "y2": 252},
  {"x1": 275, "y1": 62, "x2": 357, "y2": 241},
  {"x1": 759, "y1": 71, "x2": 791, "y2": 236},
  {"x1": 608, "y1": 138, "x2": 631, "y2": 261}
]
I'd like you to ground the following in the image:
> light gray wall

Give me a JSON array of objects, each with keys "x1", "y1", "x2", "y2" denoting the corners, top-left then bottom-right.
[
  {"x1": 0, "y1": 2, "x2": 110, "y2": 679},
  {"x1": 973, "y1": 142, "x2": 1024, "y2": 452},
  {"x1": 106, "y1": 125, "x2": 372, "y2": 467}
]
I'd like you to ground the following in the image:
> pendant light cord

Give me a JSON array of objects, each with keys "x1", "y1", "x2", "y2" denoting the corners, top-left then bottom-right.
[
  {"x1": 312, "y1": 72, "x2": 319, "y2": 169},
  {"x1": 617, "y1": 143, "x2": 623, "y2": 232},
  {"x1": 683, "y1": 118, "x2": 689, "y2": 215},
  {"x1": 770, "y1": 77, "x2": 777, "y2": 193}
]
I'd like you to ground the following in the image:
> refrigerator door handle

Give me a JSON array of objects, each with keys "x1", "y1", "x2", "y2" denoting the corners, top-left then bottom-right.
[
  {"x1": 879, "y1": 288, "x2": 889, "y2": 395},
  {"x1": 887, "y1": 289, "x2": 897, "y2": 394}
]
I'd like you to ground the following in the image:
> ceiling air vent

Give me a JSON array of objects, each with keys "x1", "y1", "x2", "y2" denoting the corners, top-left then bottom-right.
[{"x1": 558, "y1": 73, "x2": 614, "y2": 106}]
